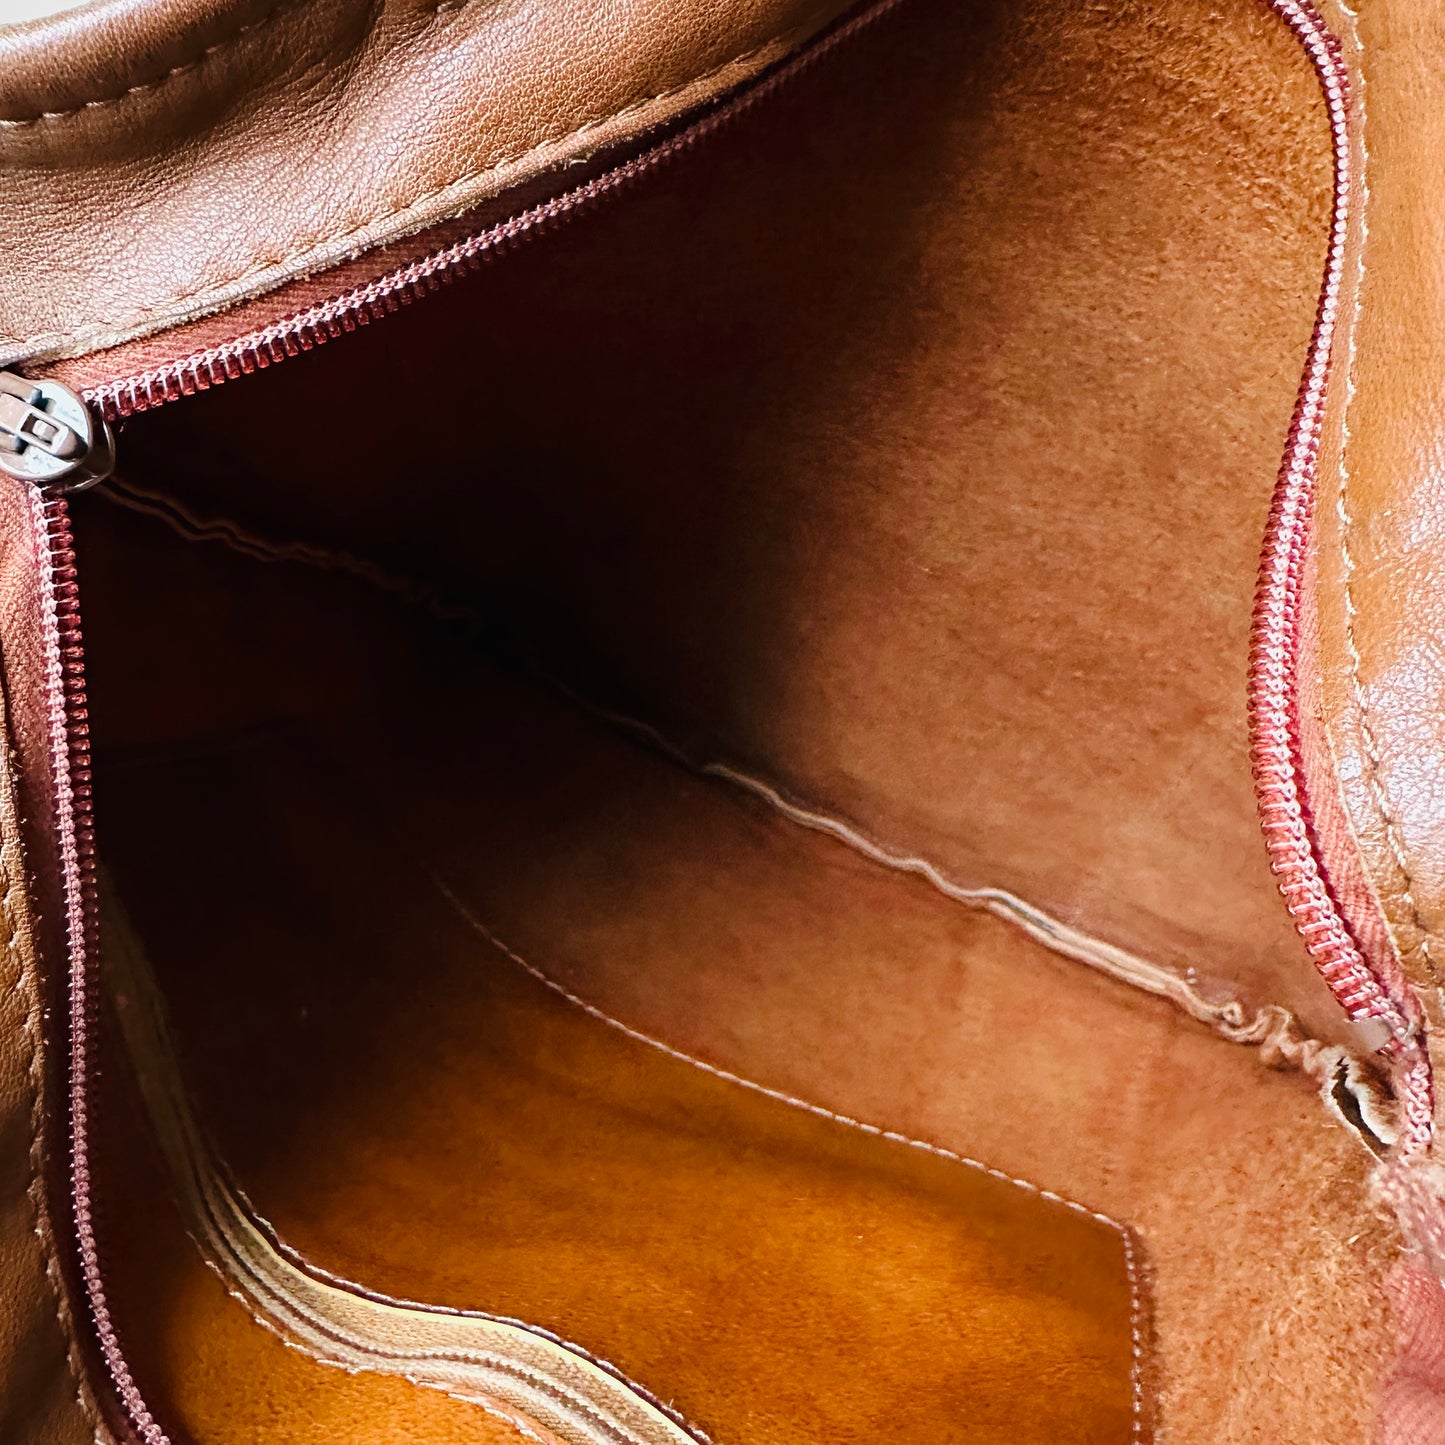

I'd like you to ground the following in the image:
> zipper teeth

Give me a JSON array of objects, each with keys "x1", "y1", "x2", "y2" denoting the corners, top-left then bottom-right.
[
  {"x1": 82, "y1": 0, "x2": 906, "y2": 424},
  {"x1": 72, "y1": 0, "x2": 1412, "y2": 1064},
  {"x1": 1250, "y1": 0, "x2": 1434, "y2": 1147},
  {"x1": 32, "y1": 492, "x2": 165, "y2": 1442}
]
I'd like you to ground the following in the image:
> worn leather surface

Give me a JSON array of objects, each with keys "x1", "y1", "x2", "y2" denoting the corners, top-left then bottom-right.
[
  {"x1": 0, "y1": 0, "x2": 1405, "y2": 1435},
  {"x1": 0, "y1": 0, "x2": 850, "y2": 369},
  {"x1": 98, "y1": 0, "x2": 1345, "y2": 1037},
  {"x1": 70, "y1": 501, "x2": 1401, "y2": 1445},
  {"x1": 1306, "y1": 0, "x2": 1445, "y2": 1074}
]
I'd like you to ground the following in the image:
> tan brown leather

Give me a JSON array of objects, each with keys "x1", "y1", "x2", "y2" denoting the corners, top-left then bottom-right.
[
  {"x1": 1305, "y1": 0, "x2": 1445, "y2": 1086},
  {"x1": 74, "y1": 512, "x2": 1397, "y2": 1445},
  {"x1": 0, "y1": 0, "x2": 1410, "y2": 1436},
  {"x1": 0, "y1": 679, "x2": 94, "y2": 1445},
  {"x1": 0, "y1": 0, "x2": 850, "y2": 369},
  {"x1": 0, "y1": 474, "x2": 99, "y2": 1445},
  {"x1": 97, "y1": 0, "x2": 1344, "y2": 1037}
]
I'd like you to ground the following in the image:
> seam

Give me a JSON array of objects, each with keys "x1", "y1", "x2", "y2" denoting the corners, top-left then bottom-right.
[
  {"x1": 203, "y1": 1198, "x2": 709, "y2": 1445},
  {"x1": 96, "y1": 473, "x2": 1373, "y2": 1095},
  {"x1": 238, "y1": 1201, "x2": 715, "y2": 1443},
  {"x1": 108, "y1": 892, "x2": 694, "y2": 1445},
  {"x1": 1119, "y1": 1228, "x2": 1146, "y2": 1445},
  {"x1": 1332, "y1": 53, "x2": 1445, "y2": 995},
  {"x1": 5, "y1": 495, "x2": 98, "y2": 1432},
  {"x1": 0, "y1": 34, "x2": 787, "y2": 352},
  {"x1": 0, "y1": 0, "x2": 496, "y2": 130},
  {"x1": 192, "y1": 1253, "x2": 555, "y2": 1445},
  {"x1": 23, "y1": 484, "x2": 110, "y2": 1441},
  {"x1": 1337, "y1": 514, "x2": 1444, "y2": 988},
  {"x1": 0, "y1": 0, "x2": 306, "y2": 129},
  {"x1": 433, "y1": 882, "x2": 1148, "y2": 1440},
  {"x1": 1, "y1": 839, "x2": 94, "y2": 1436},
  {"x1": 551, "y1": 678, "x2": 1364, "y2": 1074}
]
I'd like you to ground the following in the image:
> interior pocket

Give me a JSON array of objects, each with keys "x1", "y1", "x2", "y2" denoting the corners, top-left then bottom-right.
[
  {"x1": 97, "y1": 699, "x2": 1140, "y2": 1445},
  {"x1": 68, "y1": 0, "x2": 1396, "y2": 1440}
]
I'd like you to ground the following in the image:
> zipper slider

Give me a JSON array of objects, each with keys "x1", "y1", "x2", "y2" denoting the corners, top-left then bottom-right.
[{"x1": 0, "y1": 372, "x2": 114, "y2": 493}]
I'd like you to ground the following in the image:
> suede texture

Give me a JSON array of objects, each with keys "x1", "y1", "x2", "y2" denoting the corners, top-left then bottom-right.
[
  {"x1": 98, "y1": 734, "x2": 1139, "y2": 1445},
  {"x1": 106, "y1": 0, "x2": 1339, "y2": 1036},
  {"x1": 95, "y1": 1039, "x2": 534, "y2": 1445},
  {"x1": 72, "y1": 508, "x2": 1398, "y2": 1445}
]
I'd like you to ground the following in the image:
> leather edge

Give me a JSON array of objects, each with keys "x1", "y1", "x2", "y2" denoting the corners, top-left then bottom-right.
[
  {"x1": 0, "y1": 623, "x2": 105, "y2": 1445},
  {"x1": 2, "y1": 9, "x2": 845, "y2": 372}
]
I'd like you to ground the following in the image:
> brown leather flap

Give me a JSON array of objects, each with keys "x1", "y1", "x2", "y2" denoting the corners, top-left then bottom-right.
[{"x1": 0, "y1": 0, "x2": 849, "y2": 369}]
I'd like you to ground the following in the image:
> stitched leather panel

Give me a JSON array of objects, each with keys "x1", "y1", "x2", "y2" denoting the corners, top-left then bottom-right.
[
  {"x1": 87, "y1": 0, "x2": 1343, "y2": 1036},
  {"x1": 73, "y1": 498, "x2": 1400, "y2": 1443},
  {"x1": 93, "y1": 1040, "x2": 535, "y2": 1445},
  {"x1": 98, "y1": 730, "x2": 1143, "y2": 1445},
  {"x1": 0, "y1": 0, "x2": 849, "y2": 367},
  {"x1": 104, "y1": 900, "x2": 710, "y2": 1445},
  {"x1": 1306, "y1": 0, "x2": 1445, "y2": 1060}
]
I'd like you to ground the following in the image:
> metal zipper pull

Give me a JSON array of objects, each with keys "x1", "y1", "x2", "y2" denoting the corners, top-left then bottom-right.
[{"x1": 0, "y1": 372, "x2": 114, "y2": 493}]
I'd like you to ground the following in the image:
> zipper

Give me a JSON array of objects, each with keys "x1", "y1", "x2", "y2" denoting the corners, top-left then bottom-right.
[
  {"x1": 31, "y1": 484, "x2": 167, "y2": 1440},
  {"x1": 79, "y1": 0, "x2": 905, "y2": 425},
  {"x1": 6, "y1": 0, "x2": 1430, "y2": 1439},
  {"x1": 1246, "y1": 0, "x2": 1435, "y2": 1153}
]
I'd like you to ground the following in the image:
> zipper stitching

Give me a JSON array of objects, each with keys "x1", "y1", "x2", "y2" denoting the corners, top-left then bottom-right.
[
  {"x1": 1247, "y1": 0, "x2": 1434, "y2": 1153},
  {"x1": 32, "y1": 489, "x2": 166, "y2": 1440}
]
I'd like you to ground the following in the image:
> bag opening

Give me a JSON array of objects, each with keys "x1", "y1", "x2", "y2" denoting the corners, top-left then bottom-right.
[{"x1": 64, "y1": 0, "x2": 1397, "y2": 1439}]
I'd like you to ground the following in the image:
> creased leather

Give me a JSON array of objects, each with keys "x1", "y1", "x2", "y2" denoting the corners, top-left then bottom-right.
[
  {"x1": 1308, "y1": 0, "x2": 1445, "y2": 1064},
  {"x1": 0, "y1": 0, "x2": 1412, "y2": 1437},
  {"x1": 103, "y1": 896, "x2": 705, "y2": 1445},
  {"x1": 0, "y1": 0, "x2": 850, "y2": 368},
  {"x1": 98, "y1": 847, "x2": 1142, "y2": 1445},
  {"x1": 93, "y1": 1034, "x2": 533, "y2": 1445},
  {"x1": 75, "y1": 515, "x2": 1397, "y2": 1445}
]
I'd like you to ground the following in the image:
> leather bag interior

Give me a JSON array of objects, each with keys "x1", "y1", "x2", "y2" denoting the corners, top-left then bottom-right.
[{"x1": 68, "y1": 0, "x2": 1404, "y2": 1439}]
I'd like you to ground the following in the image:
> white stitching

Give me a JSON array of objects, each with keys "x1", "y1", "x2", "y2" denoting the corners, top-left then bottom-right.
[
  {"x1": 235, "y1": 1207, "x2": 714, "y2": 1443},
  {"x1": 190, "y1": 1249, "x2": 558, "y2": 1445},
  {"x1": 1119, "y1": 1228, "x2": 1146, "y2": 1443},
  {"x1": 94, "y1": 473, "x2": 1356, "y2": 1090},
  {"x1": 108, "y1": 888, "x2": 694, "y2": 1445},
  {"x1": 0, "y1": 36, "x2": 790, "y2": 353},
  {"x1": 0, "y1": 0, "x2": 303, "y2": 129},
  {"x1": 432, "y1": 881, "x2": 1149, "y2": 1439},
  {"x1": 1336, "y1": 504, "x2": 1442, "y2": 985},
  {"x1": 0, "y1": 0, "x2": 496, "y2": 130}
]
